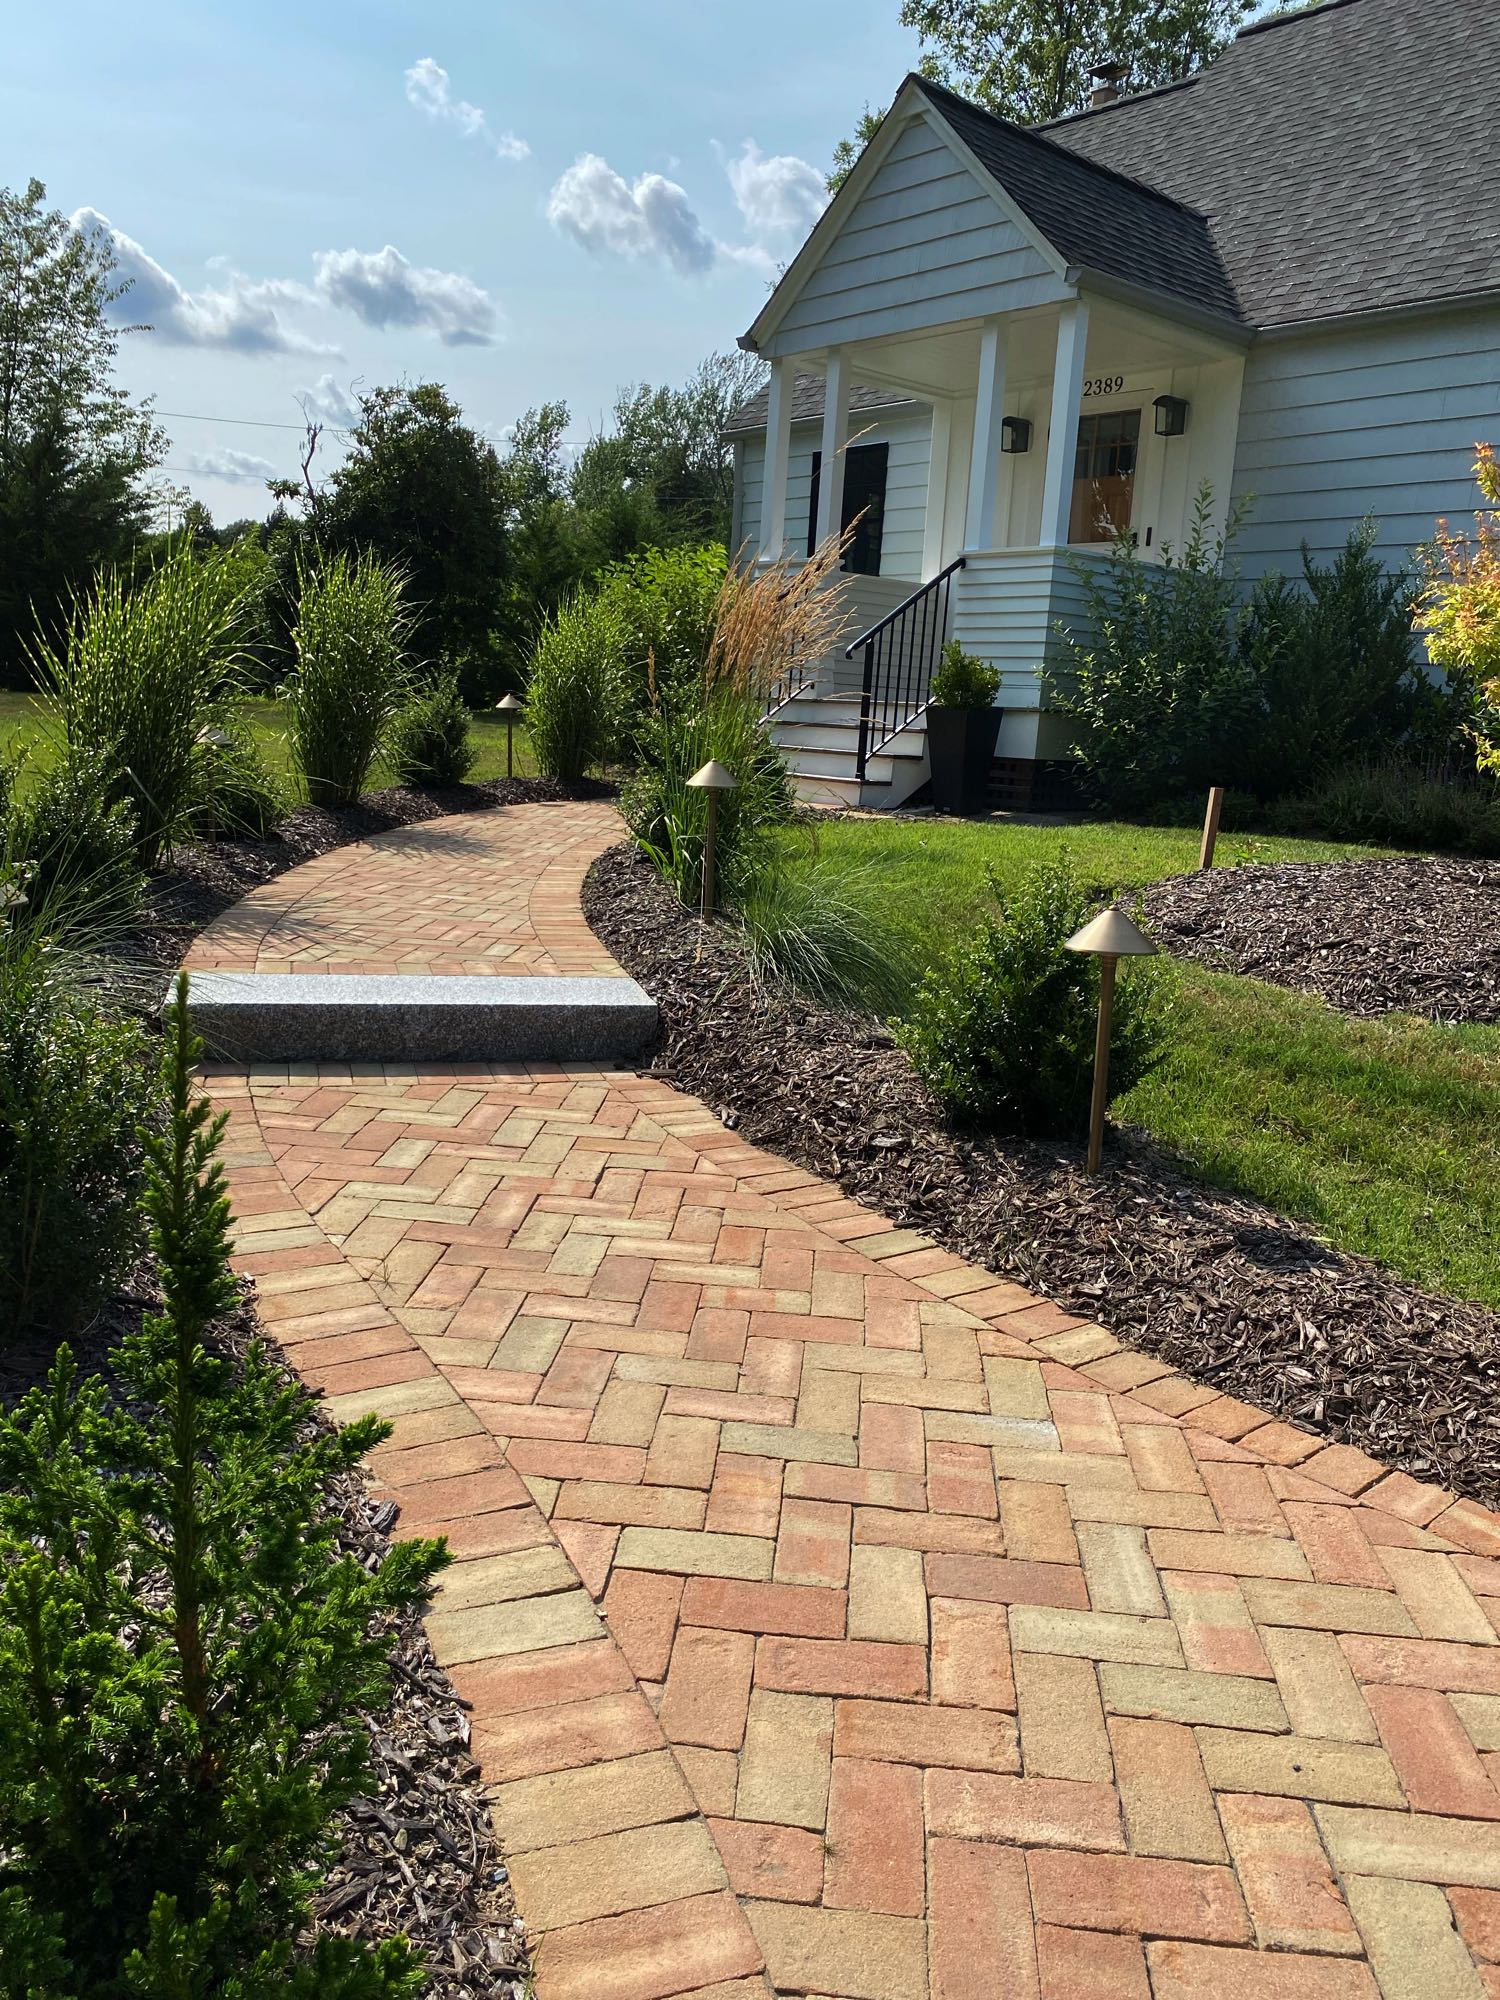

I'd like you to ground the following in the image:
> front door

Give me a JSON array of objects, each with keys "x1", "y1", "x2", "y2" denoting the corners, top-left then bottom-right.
[
  {"x1": 807, "y1": 442, "x2": 889, "y2": 574},
  {"x1": 1069, "y1": 408, "x2": 1140, "y2": 544}
]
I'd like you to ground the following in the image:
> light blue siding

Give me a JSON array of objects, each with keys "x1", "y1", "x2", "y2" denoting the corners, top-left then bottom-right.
[
  {"x1": 764, "y1": 114, "x2": 1068, "y2": 357},
  {"x1": 738, "y1": 407, "x2": 935, "y2": 583},
  {"x1": 1230, "y1": 309, "x2": 1500, "y2": 577}
]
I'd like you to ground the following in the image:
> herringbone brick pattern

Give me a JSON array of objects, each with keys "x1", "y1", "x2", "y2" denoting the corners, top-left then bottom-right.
[
  {"x1": 212, "y1": 1057, "x2": 1500, "y2": 2000},
  {"x1": 184, "y1": 803, "x2": 621, "y2": 976}
]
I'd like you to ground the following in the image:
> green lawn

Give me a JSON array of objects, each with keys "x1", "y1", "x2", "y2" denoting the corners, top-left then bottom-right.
[
  {"x1": 778, "y1": 813, "x2": 1500, "y2": 1308},
  {"x1": 0, "y1": 690, "x2": 537, "y2": 792}
]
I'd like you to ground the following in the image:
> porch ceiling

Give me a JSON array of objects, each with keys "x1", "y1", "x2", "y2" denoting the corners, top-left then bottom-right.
[{"x1": 844, "y1": 294, "x2": 1241, "y2": 403}]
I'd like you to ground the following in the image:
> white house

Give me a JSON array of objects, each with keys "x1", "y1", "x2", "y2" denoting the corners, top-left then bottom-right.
[{"x1": 727, "y1": 0, "x2": 1500, "y2": 807}]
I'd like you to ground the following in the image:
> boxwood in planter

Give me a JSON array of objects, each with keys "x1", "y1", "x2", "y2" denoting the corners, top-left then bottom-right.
[{"x1": 926, "y1": 642, "x2": 1001, "y2": 815}]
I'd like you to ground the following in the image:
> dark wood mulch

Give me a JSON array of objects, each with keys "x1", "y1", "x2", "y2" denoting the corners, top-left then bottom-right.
[
  {"x1": 120, "y1": 775, "x2": 614, "y2": 985},
  {"x1": 1142, "y1": 855, "x2": 1500, "y2": 1024},
  {"x1": 584, "y1": 842, "x2": 1500, "y2": 1508},
  {"x1": 0, "y1": 1274, "x2": 530, "y2": 1999}
]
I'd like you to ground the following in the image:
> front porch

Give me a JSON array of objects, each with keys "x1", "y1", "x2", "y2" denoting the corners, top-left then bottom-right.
[{"x1": 744, "y1": 293, "x2": 1247, "y2": 807}]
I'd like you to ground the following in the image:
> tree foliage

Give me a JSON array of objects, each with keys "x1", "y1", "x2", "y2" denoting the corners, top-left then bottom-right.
[
  {"x1": 316, "y1": 382, "x2": 509, "y2": 671},
  {"x1": 1418, "y1": 444, "x2": 1500, "y2": 772},
  {"x1": 0, "y1": 180, "x2": 164, "y2": 686},
  {"x1": 830, "y1": 0, "x2": 1251, "y2": 185}
]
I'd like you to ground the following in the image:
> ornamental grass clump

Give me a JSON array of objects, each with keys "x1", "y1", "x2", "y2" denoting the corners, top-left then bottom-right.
[
  {"x1": 31, "y1": 540, "x2": 252, "y2": 869},
  {"x1": 523, "y1": 590, "x2": 625, "y2": 780},
  {"x1": 899, "y1": 857, "x2": 1172, "y2": 1138},
  {"x1": 0, "y1": 976, "x2": 445, "y2": 1996},
  {"x1": 284, "y1": 550, "x2": 412, "y2": 807}
]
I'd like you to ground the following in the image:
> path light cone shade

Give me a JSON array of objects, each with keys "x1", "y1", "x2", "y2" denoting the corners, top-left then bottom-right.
[
  {"x1": 495, "y1": 694, "x2": 522, "y2": 777},
  {"x1": 1064, "y1": 907, "x2": 1158, "y2": 957},
  {"x1": 494, "y1": 694, "x2": 522, "y2": 713},
  {"x1": 686, "y1": 760, "x2": 739, "y2": 792}
]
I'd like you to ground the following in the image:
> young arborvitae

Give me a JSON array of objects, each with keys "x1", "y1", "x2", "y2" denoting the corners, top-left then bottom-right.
[{"x1": 0, "y1": 974, "x2": 447, "y2": 1999}]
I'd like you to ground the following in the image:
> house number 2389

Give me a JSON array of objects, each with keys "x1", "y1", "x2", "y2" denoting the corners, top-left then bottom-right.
[{"x1": 1082, "y1": 375, "x2": 1125, "y2": 397}]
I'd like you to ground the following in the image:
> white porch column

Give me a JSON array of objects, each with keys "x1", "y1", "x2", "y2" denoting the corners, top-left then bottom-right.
[
  {"x1": 814, "y1": 348, "x2": 850, "y2": 547},
  {"x1": 1039, "y1": 298, "x2": 1090, "y2": 548},
  {"x1": 921, "y1": 399, "x2": 954, "y2": 577},
  {"x1": 963, "y1": 321, "x2": 1008, "y2": 549},
  {"x1": 759, "y1": 356, "x2": 794, "y2": 561}
]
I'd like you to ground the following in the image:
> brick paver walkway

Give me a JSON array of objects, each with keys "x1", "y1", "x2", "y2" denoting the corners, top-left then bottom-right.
[
  {"x1": 186, "y1": 802, "x2": 622, "y2": 977},
  {"x1": 201, "y1": 805, "x2": 1500, "y2": 2000}
]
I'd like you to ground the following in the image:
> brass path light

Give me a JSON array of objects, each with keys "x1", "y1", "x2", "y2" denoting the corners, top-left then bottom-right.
[
  {"x1": 1065, "y1": 907, "x2": 1159, "y2": 1174},
  {"x1": 495, "y1": 693, "x2": 522, "y2": 778},
  {"x1": 686, "y1": 760, "x2": 738, "y2": 919}
]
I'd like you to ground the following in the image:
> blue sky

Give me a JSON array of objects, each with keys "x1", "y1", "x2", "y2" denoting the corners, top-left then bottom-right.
[{"x1": 3, "y1": 1, "x2": 919, "y2": 521}]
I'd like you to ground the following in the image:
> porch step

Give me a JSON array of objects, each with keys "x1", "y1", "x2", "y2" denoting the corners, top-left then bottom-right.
[{"x1": 765, "y1": 688, "x2": 930, "y2": 808}]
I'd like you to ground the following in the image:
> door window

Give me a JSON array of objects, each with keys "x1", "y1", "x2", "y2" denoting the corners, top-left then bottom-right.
[
  {"x1": 807, "y1": 442, "x2": 889, "y2": 575},
  {"x1": 1069, "y1": 408, "x2": 1140, "y2": 544}
]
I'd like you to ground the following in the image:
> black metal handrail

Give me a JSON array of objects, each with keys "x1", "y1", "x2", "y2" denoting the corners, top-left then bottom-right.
[{"x1": 845, "y1": 555, "x2": 967, "y2": 782}]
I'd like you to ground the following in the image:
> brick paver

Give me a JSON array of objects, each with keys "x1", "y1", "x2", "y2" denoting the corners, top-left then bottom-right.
[
  {"x1": 185, "y1": 801, "x2": 621, "y2": 976},
  {"x1": 201, "y1": 802, "x2": 1500, "y2": 1999}
]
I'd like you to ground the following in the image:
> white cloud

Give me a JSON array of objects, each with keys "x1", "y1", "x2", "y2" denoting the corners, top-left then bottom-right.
[
  {"x1": 404, "y1": 56, "x2": 528, "y2": 161},
  {"x1": 312, "y1": 245, "x2": 500, "y2": 345},
  {"x1": 724, "y1": 141, "x2": 828, "y2": 239},
  {"x1": 73, "y1": 208, "x2": 333, "y2": 355},
  {"x1": 184, "y1": 446, "x2": 276, "y2": 484},
  {"x1": 546, "y1": 154, "x2": 718, "y2": 276},
  {"x1": 297, "y1": 373, "x2": 362, "y2": 427}
]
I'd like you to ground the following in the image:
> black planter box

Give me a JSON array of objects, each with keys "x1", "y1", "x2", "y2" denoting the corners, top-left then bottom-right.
[{"x1": 927, "y1": 705, "x2": 999, "y2": 815}]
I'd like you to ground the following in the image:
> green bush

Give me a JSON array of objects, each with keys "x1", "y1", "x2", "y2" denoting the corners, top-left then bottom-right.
[
  {"x1": 0, "y1": 967, "x2": 156, "y2": 1335},
  {"x1": 388, "y1": 673, "x2": 476, "y2": 788},
  {"x1": 931, "y1": 641, "x2": 1000, "y2": 709},
  {"x1": 31, "y1": 540, "x2": 250, "y2": 868},
  {"x1": 524, "y1": 590, "x2": 625, "y2": 780},
  {"x1": 622, "y1": 683, "x2": 794, "y2": 906},
  {"x1": 898, "y1": 859, "x2": 1172, "y2": 1138},
  {"x1": 595, "y1": 544, "x2": 726, "y2": 742},
  {"x1": 1267, "y1": 759, "x2": 1500, "y2": 856},
  {"x1": 1052, "y1": 497, "x2": 1458, "y2": 810},
  {"x1": 283, "y1": 551, "x2": 411, "y2": 807},
  {"x1": 0, "y1": 978, "x2": 442, "y2": 1994},
  {"x1": 6, "y1": 745, "x2": 144, "y2": 915},
  {"x1": 192, "y1": 736, "x2": 288, "y2": 841}
]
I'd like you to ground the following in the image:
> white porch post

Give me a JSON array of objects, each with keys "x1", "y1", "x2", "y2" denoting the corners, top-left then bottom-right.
[
  {"x1": 921, "y1": 400, "x2": 953, "y2": 577},
  {"x1": 814, "y1": 348, "x2": 850, "y2": 547},
  {"x1": 759, "y1": 356, "x2": 794, "y2": 561},
  {"x1": 1039, "y1": 298, "x2": 1090, "y2": 548},
  {"x1": 963, "y1": 321, "x2": 1008, "y2": 549}
]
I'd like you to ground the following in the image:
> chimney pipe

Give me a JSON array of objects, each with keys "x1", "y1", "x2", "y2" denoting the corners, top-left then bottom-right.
[{"x1": 1089, "y1": 58, "x2": 1129, "y2": 108}]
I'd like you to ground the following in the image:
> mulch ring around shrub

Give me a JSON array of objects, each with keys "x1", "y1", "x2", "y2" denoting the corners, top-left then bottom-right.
[
  {"x1": 584, "y1": 842, "x2": 1500, "y2": 1510},
  {"x1": 1142, "y1": 854, "x2": 1500, "y2": 1024},
  {"x1": 118, "y1": 774, "x2": 616, "y2": 986},
  {"x1": 0, "y1": 1277, "x2": 532, "y2": 2000}
]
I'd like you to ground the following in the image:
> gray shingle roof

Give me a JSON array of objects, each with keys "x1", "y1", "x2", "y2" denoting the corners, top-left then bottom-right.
[
  {"x1": 1042, "y1": 0, "x2": 1499, "y2": 329},
  {"x1": 724, "y1": 377, "x2": 918, "y2": 438},
  {"x1": 918, "y1": 79, "x2": 1242, "y2": 322}
]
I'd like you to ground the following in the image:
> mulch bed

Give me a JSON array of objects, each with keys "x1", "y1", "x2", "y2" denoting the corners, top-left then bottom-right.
[
  {"x1": 0, "y1": 1275, "x2": 531, "y2": 2000},
  {"x1": 584, "y1": 842, "x2": 1500, "y2": 1508},
  {"x1": 118, "y1": 774, "x2": 614, "y2": 988},
  {"x1": 1142, "y1": 855, "x2": 1500, "y2": 1024}
]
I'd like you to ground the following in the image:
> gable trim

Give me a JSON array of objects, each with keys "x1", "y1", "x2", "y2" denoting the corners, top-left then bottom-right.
[{"x1": 740, "y1": 79, "x2": 1070, "y2": 356}]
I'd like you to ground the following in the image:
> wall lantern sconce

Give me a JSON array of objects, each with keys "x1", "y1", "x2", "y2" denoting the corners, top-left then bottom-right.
[
  {"x1": 1153, "y1": 394, "x2": 1190, "y2": 437},
  {"x1": 1000, "y1": 416, "x2": 1032, "y2": 454}
]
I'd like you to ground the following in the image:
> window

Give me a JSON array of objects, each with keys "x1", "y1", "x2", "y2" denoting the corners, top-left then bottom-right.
[
  {"x1": 807, "y1": 442, "x2": 888, "y2": 575},
  {"x1": 1069, "y1": 408, "x2": 1140, "y2": 544}
]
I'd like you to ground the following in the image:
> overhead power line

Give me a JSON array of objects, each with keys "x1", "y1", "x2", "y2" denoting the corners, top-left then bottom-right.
[{"x1": 154, "y1": 408, "x2": 313, "y2": 432}]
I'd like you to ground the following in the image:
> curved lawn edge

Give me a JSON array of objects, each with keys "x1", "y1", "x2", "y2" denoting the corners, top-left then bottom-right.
[{"x1": 583, "y1": 839, "x2": 1500, "y2": 1510}]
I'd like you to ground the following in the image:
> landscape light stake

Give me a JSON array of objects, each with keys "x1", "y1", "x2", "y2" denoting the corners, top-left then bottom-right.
[
  {"x1": 1065, "y1": 907, "x2": 1159, "y2": 1174},
  {"x1": 1199, "y1": 785, "x2": 1226, "y2": 870},
  {"x1": 686, "y1": 760, "x2": 738, "y2": 920},
  {"x1": 495, "y1": 693, "x2": 522, "y2": 778}
]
